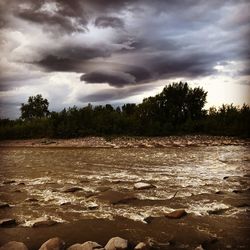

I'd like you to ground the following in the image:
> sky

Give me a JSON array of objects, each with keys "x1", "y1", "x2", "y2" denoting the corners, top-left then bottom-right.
[{"x1": 0, "y1": 0, "x2": 249, "y2": 119}]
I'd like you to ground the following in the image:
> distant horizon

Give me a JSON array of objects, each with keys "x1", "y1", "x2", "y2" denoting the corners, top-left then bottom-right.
[{"x1": 0, "y1": 0, "x2": 249, "y2": 119}]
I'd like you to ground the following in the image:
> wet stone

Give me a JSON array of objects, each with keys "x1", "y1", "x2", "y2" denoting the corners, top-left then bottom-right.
[
  {"x1": 105, "y1": 237, "x2": 128, "y2": 250},
  {"x1": 67, "y1": 241, "x2": 103, "y2": 250},
  {"x1": 134, "y1": 182, "x2": 156, "y2": 190},
  {"x1": 60, "y1": 202, "x2": 72, "y2": 206},
  {"x1": 87, "y1": 202, "x2": 99, "y2": 210},
  {"x1": 232, "y1": 189, "x2": 242, "y2": 194},
  {"x1": 25, "y1": 197, "x2": 39, "y2": 202},
  {"x1": 0, "y1": 241, "x2": 28, "y2": 250},
  {"x1": 134, "y1": 242, "x2": 147, "y2": 250},
  {"x1": 97, "y1": 186, "x2": 112, "y2": 192},
  {"x1": 0, "y1": 218, "x2": 16, "y2": 227},
  {"x1": 32, "y1": 219, "x2": 58, "y2": 227},
  {"x1": 63, "y1": 187, "x2": 83, "y2": 193},
  {"x1": 0, "y1": 202, "x2": 10, "y2": 209},
  {"x1": 3, "y1": 180, "x2": 15, "y2": 184},
  {"x1": 143, "y1": 216, "x2": 155, "y2": 224},
  {"x1": 165, "y1": 209, "x2": 187, "y2": 219},
  {"x1": 39, "y1": 237, "x2": 66, "y2": 250},
  {"x1": 195, "y1": 245, "x2": 205, "y2": 250},
  {"x1": 97, "y1": 190, "x2": 137, "y2": 205}
]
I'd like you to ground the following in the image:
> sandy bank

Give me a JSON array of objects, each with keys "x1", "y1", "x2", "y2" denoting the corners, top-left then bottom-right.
[{"x1": 0, "y1": 135, "x2": 249, "y2": 148}]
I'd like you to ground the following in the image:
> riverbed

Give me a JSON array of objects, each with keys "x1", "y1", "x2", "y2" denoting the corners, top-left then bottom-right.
[{"x1": 0, "y1": 138, "x2": 249, "y2": 249}]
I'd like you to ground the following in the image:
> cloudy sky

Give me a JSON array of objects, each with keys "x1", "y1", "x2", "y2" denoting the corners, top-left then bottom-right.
[{"x1": 0, "y1": 0, "x2": 249, "y2": 118}]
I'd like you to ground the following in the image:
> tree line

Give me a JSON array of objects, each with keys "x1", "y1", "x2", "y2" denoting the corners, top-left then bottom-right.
[{"x1": 0, "y1": 82, "x2": 249, "y2": 139}]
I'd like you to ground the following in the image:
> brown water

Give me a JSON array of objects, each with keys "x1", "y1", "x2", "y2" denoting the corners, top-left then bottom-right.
[{"x1": 0, "y1": 145, "x2": 250, "y2": 249}]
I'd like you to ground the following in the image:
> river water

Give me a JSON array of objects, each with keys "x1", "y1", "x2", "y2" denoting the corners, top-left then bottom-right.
[{"x1": 0, "y1": 145, "x2": 249, "y2": 248}]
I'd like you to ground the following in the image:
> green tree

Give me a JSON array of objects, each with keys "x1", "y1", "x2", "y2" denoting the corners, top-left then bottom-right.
[{"x1": 20, "y1": 94, "x2": 50, "y2": 120}]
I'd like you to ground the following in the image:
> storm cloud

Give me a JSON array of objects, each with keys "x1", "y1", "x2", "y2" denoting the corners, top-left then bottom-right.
[{"x1": 0, "y1": 0, "x2": 249, "y2": 117}]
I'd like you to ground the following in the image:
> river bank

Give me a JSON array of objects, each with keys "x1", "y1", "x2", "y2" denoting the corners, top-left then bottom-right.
[
  {"x1": 0, "y1": 135, "x2": 249, "y2": 148},
  {"x1": 1, "y1": 213, "x2": 249, "y2": 249}
]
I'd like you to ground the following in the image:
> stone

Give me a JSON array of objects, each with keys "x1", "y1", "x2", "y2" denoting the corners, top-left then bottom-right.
[
  {"x1": 60, "y1": 202, "x2": 71, "y2": 206},
  {"x1": 97, "y1": 190, "x2": 136, "y2": 205},
  {"x1": 143, "y1": 216, "x2": 155, "y2": 224},
  {"x1": 134, "y1": 182, "x2": 155, "y2": 190},
  {"x1": 97, "y1": 186, "x2": 112, "y2": 192},
  {"x1": 3, "y1": 180, "x2": 15, "y2": 184},
  {"x1": 67, "y1": 241, "x2": 103, "y2": 250},
  {"x1": 105, "y1": 237, "x2": 128, "y2": 250},
  {"x1": 0, "y1": 241, "x2": 28, "y2": 250},
  {"x1": 165, "y1": 209, "x2": 187, "y2": 219},
  {"x1": 0, "y1": 203, "x2": 10, "y2": 209},
  {"x1": 134, "y1": 242, "x2": 147, "y2": 250},
  {"x1": 32, "y1": 218, "x2": 58, "y2": 227},
  {"x1": 87, "y1": 202, "x2": 99, "y2": 210},
  {"x1": 195, "y1": 245, "x2": 204, "y2": 250},
  {"x1": 25, "y1": 198, "x2": 39, "y2": 202},
  {"x1": 0, "y1": 218, "x2": 16, "y2": 227},
  {"x1": 232, "y1": 189, "x2": 242, "y2": 193},
  {"x1": 63, "y1": 187, "x2": 83, "y2": 193},
  {"x1": 39, "y1": 237, "x2": 65, "y2": 250}
]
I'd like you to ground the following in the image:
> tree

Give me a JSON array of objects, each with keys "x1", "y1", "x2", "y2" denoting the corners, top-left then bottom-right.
[
  {"x1": 139, "y1": 82, "x2": 207, "y2": 130},
  {"x1": 20, "y1": 94, "x2": 50, "y2": 120}
]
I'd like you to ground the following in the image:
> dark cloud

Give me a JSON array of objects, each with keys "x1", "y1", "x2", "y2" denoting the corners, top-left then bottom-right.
[
  {"x1": 81, "y1": 71, "x2": 135, "y2": 87},
  {"x1": 37, "y1": 56, "x2": 82, "y2": 72},
  {"x1": 15, "y1": 0, "x2": 87, "y2": 33},
  {"x1": 79, "y1": 84, "x2": 153, "y2": 103},
  {"x1": 1, "y1": 0, "x2": 250, "y2": 118},
  {"x1": 95, "y1": 16, "x2": 124, "y2": 29}
]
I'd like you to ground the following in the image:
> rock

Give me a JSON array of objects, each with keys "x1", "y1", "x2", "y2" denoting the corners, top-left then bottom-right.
[
  {"x1": 0, "y1": 203, "x2": 10, "y2": 209},
  {"x1": 165, "y1": 209, "x2": 187, "y2": 219},
  {"x1": 223, "y1": 176, "x2": 229, "y2": 180},
  {"x1": 232, "y1": 189, "x2": 242, "y2": 193},
  {"x1": 87, "y1": 202, "x2": 99, "y2": 210},
  {"x1": 195, "y1": 245, "x2": 204, "y2": 250},
  {"x1": 67, "y1": 241, "x2": 103, "y2": 250},
  {"x1": 215, "y1": 191, "x2": 224, "y2": 194},
  {"x1": 105, "y1": 237, "x2": 128, "y2": 250},
  {"x1": 32, "y1": 218, "x2": 58, "y2": 227},
  {"x1": 60, "y1": 202, "x2": 71, "y2": 206},
  {"x1": 0, "y1": 218, "x2": 16, "y2": 227},
  {"x1": 14, "y1": 189, "x2": 22, "y2": 193},
  {"x1": 25, "y1": 198, "x2": 39, "y2": 202},
  {"x1": 63, "y1": 187, "x2": 83, "y2": 193},
  {"x1": 143, "y1": 216, "x2": 155, "y2": 224},
  {"x1": 235, "y1": 203, "x2": 249, "y2": 208},
  {"x1": 97, "y1": 186, "x2": 112, "y2": 192},
  {"x1": 134, "y1": 242, "x2": 147, "y2": 250},
  {"x1": 97, "y1": 190, "x2": 136, "y2": 205},
  {"x1": 207, "y1": 208, "x2": 227, "y2": 215},
  {"x1": 0, "y1": 241, "x2": 28, "y2": 250},
  {"x1": 3, "y1": 180, "x2": 15, "y2": 184},
  {"x1": 134, "y1": 182, "x2": 155, "y2": 190},
  {"x1": 39, "y1": 237, "x2": 65, "y2": 250}
]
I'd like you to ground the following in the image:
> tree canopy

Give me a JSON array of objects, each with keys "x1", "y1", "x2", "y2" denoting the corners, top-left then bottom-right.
[
  {"x1": 0, "y1": 82, "x2": 249, "y2": 139},
  {"x1": 20, "y1": 94, "x2": 50, "y2": 120}
]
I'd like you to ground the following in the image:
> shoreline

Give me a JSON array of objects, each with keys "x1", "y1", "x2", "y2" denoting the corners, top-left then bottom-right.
[
  {"x1": 1, "y1": 214, "x2": 249, "y2": 250},
  {"x1": 0, "y1": 135, "x2": 249, "y2": 149}
]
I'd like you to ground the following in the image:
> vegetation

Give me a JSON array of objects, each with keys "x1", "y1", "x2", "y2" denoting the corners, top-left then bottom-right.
[{"x1": 0, "y1": 82, "x2": 249, "y2": 139}]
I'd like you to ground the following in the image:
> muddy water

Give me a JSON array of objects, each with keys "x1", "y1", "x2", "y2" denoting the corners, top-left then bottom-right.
[{"x1": 0, "y1": 145, "x2": 250, "y2": 249}]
